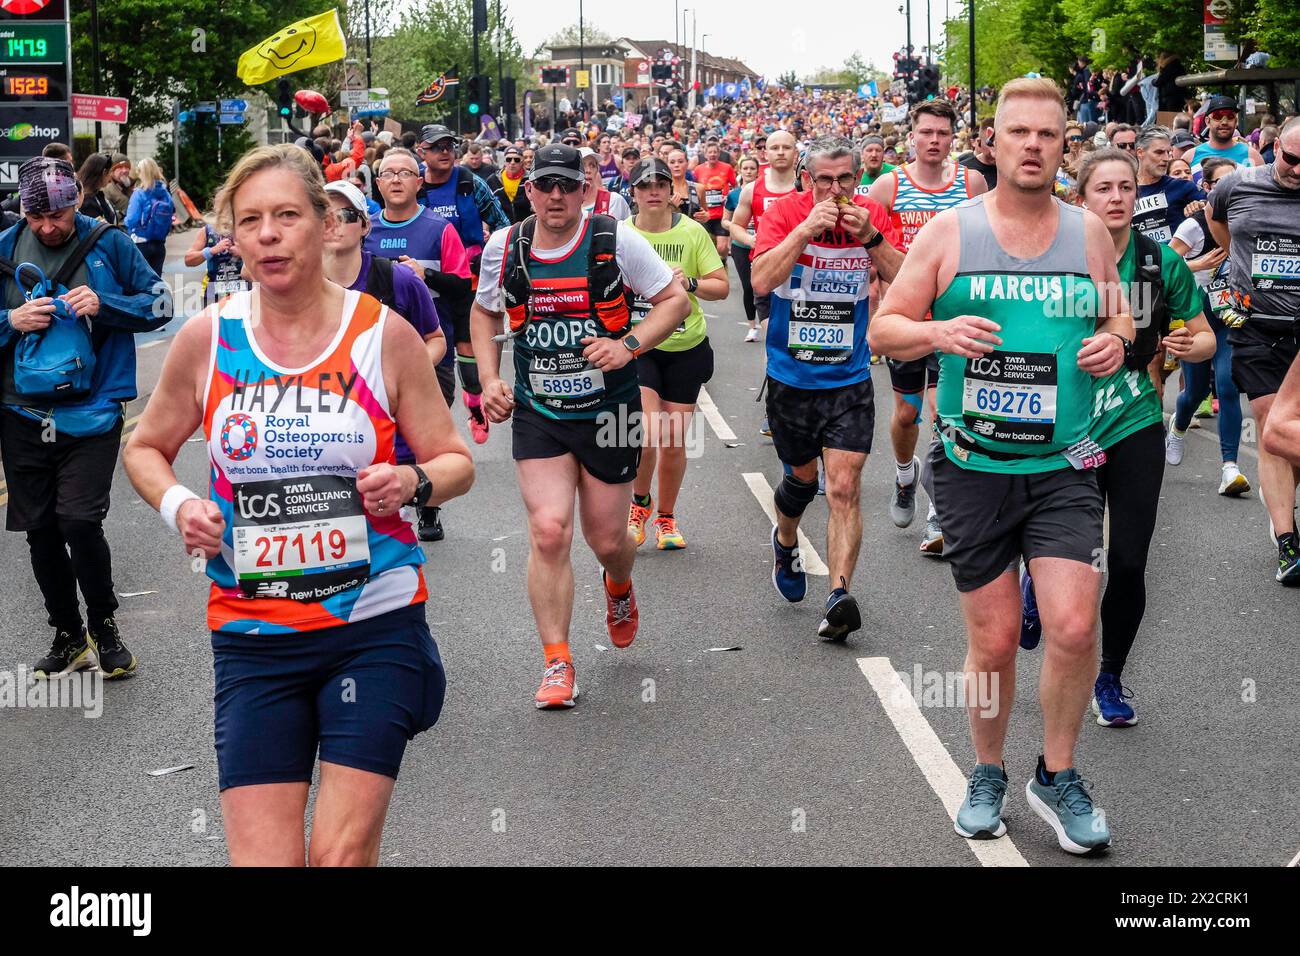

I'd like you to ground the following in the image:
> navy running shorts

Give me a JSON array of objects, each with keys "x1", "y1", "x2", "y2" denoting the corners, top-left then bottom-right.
[{"x1": 211, "y1": 604, "x2": 445, "y2": 790}]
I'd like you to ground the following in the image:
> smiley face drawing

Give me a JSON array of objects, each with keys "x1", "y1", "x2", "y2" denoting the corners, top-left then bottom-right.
[{"x1": 257, "y1": 24, "x2": 318, "y2": 70}]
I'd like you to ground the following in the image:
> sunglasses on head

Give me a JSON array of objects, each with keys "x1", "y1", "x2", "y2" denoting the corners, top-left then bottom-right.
[{"x1": 532, "y1": 176, "x2": 583, "y2": 194}]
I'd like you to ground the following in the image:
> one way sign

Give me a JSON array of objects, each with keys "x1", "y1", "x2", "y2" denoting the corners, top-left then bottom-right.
[{"x1": 72, "y1": 94, "x2": 130, "y2": 124}]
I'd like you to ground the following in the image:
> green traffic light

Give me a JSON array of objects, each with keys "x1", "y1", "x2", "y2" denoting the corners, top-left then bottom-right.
[
  {"x1": 926, "y1": 94, "x2": 935, "y2": 100},
  {"x1": 468, "y1": 103, "x2": 481, "y2": 115}
]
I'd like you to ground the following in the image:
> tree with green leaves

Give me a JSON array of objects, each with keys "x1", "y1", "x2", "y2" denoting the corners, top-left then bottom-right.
[
  {"x1": 777, "y1": 70, "x2": 799, "y2": 89},
  {"x1": 70, "y1": 1, "x2": 330, "y2": 150},
  {"x1": 373, "y1": 0, "x2": 529, "y2": 127},
  {"x1": 1235, "y1": 0, "x2": 1300, "y2": 67}
]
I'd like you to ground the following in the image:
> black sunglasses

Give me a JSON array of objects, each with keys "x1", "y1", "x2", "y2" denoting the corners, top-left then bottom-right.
[
  {"x1": 333, "y1": 207, "x2": 363, "y2": 224},
  {"x1": 1280, "y1": 146, "x2": 1300, "y2": 167},
  {"x1": 532, "y1": 176, "x2": 583, "y2": 194},
  {"x1": 1115, "y1": 142, "x2": 1136, "y2": 151}
]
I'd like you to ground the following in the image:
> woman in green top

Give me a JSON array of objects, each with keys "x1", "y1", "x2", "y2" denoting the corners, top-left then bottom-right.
[
  {"x1": 624, "y1": 157, "x2": 730, "y2": 551},
  {"x1": 1023, "y1": 147, "x2": 1215, "y2": 728}
]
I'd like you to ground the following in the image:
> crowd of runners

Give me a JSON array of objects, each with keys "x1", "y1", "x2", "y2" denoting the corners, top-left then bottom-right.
[{"x1": 2, "y1": 72, "x2": 1298, "y2": 865}]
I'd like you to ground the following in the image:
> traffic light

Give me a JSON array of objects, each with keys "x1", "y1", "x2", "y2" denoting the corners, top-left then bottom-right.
[
  {"x1": 466, "y1": 74, "x2": 490, "y2": 117},
  {"x1": 502, "y1": 76, "x2": 517, "y2": 117},
  {"x1": 277, "y1": 79, "x2": 293, "y2": 117},
  {"x1": 920, "y1": 65, "x2": 941, "y2": 100}
]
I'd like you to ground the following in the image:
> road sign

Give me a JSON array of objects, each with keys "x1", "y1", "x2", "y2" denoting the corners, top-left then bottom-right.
[
  {"x1": 355, "y1": 100, "x2": 389, "y2": 116},
  {"x1": 0, "y1": 159, "x2": 20, "y2": 186},
  {"x1": 193, "y1": 101, "x2": 216, "y2": 113},
  {"x1": 340, "y1": 89, "x2": 368, "y2": 110},
  {"x1": 575, "y1": 69, "x2": 590, "y2": 90},
  {"x1": 219, "y1": 112, "x2": 244, "y2": 124},
  {"x1": 71, "y1": 93, "x2": 128, "y2": 123},
  {"x1": 219, "y1": 98, "x2": 247, "y2": 113}
]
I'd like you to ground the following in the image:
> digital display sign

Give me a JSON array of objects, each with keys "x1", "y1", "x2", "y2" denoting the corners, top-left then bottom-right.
[
  {"x1": 0, "y1": 24, "x2": 65, "y2": 63},
  {"x1": 0, "y1": 64, "x2": 64, "y2": 101}
]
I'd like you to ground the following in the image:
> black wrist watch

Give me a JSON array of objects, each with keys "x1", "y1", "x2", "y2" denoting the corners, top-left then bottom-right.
[
  {"x1": 622, "y1": 334, "x2": 642, "y2": 357},
  {"x1": 406, "y1": 464, "x2": 433, "y2": 507},
  {"x1": 1107, "y1": 332, "x2": 1134, "y2": 361},
  {"x1": 685, "y1": 276, "x2": 699, "y2": 294},
  {"x1": 863, "y1": 230, "x2": 885, "y2": 250}
]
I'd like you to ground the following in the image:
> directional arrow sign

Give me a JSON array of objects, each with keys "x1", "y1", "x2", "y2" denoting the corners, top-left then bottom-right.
[
  {"x1": 71, "y1": 93, "x2": 130, "y2": 124},
  {"x1": 219, "y1": 112, "x2": 245, "y2": 124},
  {"x1": 219, "y1": 99, "x2": 247, "y2": 113}
]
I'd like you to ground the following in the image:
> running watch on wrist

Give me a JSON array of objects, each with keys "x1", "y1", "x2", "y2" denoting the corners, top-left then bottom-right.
[
  {"x1": 1107, "y1": 332, "x2": 1134, "y2": 362},
  {"x1": 685, "y1": 277, "x2": 699, "y2": 294},
  {"x1": 406, "y1": 465, "x2": 433, "y2": 507},
  {"x1": 622, "y1": 334, "x2": 642, "y2": 357},
  {"x1": 863, "y1": 229, "x2": 884, "y2": 250}
]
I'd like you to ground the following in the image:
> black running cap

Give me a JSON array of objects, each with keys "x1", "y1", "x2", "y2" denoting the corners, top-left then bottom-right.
[{"x1": 529, "y1": 144, "x2": 583, "y2": 181}]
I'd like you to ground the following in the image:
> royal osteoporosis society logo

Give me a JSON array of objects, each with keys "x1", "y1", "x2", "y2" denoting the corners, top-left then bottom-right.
[{"x1": 220, "y1": 413, "x2": 258, "y2": 461}]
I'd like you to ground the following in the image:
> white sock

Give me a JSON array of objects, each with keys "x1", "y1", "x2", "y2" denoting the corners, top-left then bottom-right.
[{"x1": 895, "y1": 458, "x2": 916, "y2": 487}]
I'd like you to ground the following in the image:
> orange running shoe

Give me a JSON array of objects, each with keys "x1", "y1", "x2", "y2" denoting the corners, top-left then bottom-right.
[
  {"x1": 534, "y1": 658, "x2": 579, "y2": 709},
  {"x1": 604, "y1": 573, "x2": 639, "y2": 649},
  {"x1": 628, "y1": 496, "x2": 653, "y2": 547},
  {"x1": 653, "y1": 514, "x2": 685, "y2": 550}
]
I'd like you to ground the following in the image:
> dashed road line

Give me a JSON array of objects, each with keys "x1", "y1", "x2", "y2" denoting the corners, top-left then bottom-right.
[
  {"x1": 696, "y1": 386, "x2": 736, "y2": 441},
  {"x1": 857, "y1": 656, "x2": 1030, "y2": 868},
  {"x1": 741, "y1": 472, "x2": 829, "y2": 576}
]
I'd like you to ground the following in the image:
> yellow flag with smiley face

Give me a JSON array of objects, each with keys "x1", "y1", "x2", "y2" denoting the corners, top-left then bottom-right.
[{"x1": 237, "y1": 10, "x2": 346, "y2": 86}]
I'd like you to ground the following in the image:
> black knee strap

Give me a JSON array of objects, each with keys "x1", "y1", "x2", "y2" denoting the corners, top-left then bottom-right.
[
  {"x1": 774, "y1": 473, "x2": 819, "y2": 519},
  {"x1": 456, "y1": 354, "x2": 481, "y2": 395}
]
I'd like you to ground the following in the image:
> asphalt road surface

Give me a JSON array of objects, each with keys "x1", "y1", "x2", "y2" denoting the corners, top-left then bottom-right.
[{"x1": 2, "y1": 248, "x2": 1297, "y2": 867}]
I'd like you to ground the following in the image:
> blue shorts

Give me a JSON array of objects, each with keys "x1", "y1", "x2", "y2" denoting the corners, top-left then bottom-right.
[{"x1": 212, "y1": 604, "x2": 445, "y2": 791}]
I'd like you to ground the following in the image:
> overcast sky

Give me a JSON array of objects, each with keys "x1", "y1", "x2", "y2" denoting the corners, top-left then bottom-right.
[{"x1": 498, "y1": 1, "x2": 953, "y2": 78}]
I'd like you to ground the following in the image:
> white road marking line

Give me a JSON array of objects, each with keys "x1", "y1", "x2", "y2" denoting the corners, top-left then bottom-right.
[
  {"x1": 741, "y1": 472, "x2": 828, "y2": 575},
  {"x1": 856, "y1": 657, "x2": 1031, "y2": 868},
  {"x1": 696, "y1": 386, "x2": 736, "y2": 441},
  {"x1": 139, "y1": 338, "x2": 166, "y2": 349}
]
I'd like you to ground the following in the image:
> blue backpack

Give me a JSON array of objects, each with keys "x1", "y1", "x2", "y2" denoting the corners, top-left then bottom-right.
[
  {"x1": 2, "y1": 222, "x2": 113, "y2": 402},
  {"x1": 142, "y1": 186, "x2": 174, "y2": 242}
]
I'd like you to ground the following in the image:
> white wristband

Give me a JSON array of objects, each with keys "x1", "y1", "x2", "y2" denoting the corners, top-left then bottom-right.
[{"x1": 160, "y1": 484, "x2": 201, "y2": 534}]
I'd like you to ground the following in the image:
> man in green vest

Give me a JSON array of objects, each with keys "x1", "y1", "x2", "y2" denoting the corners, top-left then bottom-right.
[{"x1": 870, "y1": 78, "x2": 1134, "y2": 856}]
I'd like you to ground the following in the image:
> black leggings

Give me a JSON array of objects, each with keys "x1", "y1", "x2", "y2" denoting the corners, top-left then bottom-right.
[
  {"x1": 1096, "y1": 421, "x2": 1165, "y2": 678},
  {"x1": 27, "y1": 520, "x2": 119, "y2": 634},
  {"x1": 731, "y1": 244, "x2": 757, "y2": 323}
]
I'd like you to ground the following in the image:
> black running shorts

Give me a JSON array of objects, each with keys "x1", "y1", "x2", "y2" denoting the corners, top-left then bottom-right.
[
  {"x1": 636, "y1": 338, "x2": 714, "y2": 405},
  {"x1": 887, "y1": 353, "x2": 941, "y2": 395},
  {"x1": 0, "y1": 410, "x2": 123, "y2": 533},
  {"x1": 511, "y1": 399, "x2": 642, "y2": 485},
  {"x1": 1229, "y1": 319, "x2": 1299, "y2": 401},
  {"x1": 930, "y1": 444, "x2": 1104, "y2": 593},
  {"x1": 765, "y1": 375, "x2": 875, "y2": 466}
]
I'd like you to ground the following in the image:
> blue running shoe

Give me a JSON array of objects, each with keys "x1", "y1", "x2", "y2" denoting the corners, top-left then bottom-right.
[
  {"x1": 1025, "y1": 768, "x2": 1112, "y2": 855},
  {"x1": 771, "y1": 526, "x2": 807, "y2": 602},
  {"x1": 1019, "y1": 566, "x2": 1041, "y2": 650},
  {"x1": 817, "y1": 578, "x2": 861, "y2": 640},
  {"x1": 1092, "y1": 672, "x2": 1137, "y2": 727},
  {"x1": 955, "y1": 763, "x2": 1009, "y2": 839}
]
